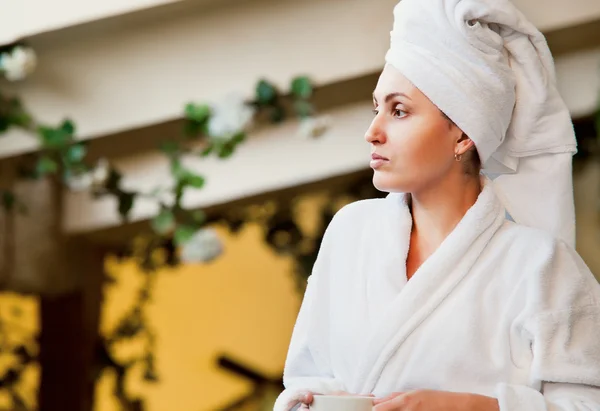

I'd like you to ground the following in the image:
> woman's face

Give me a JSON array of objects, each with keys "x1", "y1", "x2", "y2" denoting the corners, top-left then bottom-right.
[{"x1": 366, "y1": 64, "x2": 465, "y2": 193}]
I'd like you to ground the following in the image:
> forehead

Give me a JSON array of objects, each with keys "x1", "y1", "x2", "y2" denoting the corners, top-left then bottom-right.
[{"x1": 373, "y1": 64, "x2": 417, "y2": 100}]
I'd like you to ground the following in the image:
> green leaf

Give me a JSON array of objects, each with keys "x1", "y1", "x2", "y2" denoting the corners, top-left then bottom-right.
[
  {"x1": 183, "y1": 120, "x2": 202, "y2": 138},
  {"x1": 191, "y1": 210, "x2": 206, "y2": 225},
  {"x1": 65, "y1": 143, "x2": 87, "y2": 163},
  {"x1": 160, "y1": 141, "x2": 180, "y2": 157},
  {"x1": 269, "y1": 106, "x2": 285, "y2": 123},
  {"x1": 174, "y1": 225, "x2": 197, "y2": 246},
  {"x1": 185, "y1": 103, "x2": 211, "y2": 123},
  {"x1": 0, "y1": 117, "x2": 10, "y2": 133},
  {"x1": 38, "y1": 126, "x2": 71, "y2": 148},
  {"x1": 6, "y1": 100, "x2": 32, "y2": 128},
  {"x1": 174, "y1": 181, "x2": 185, "y2": 208},
  {"x1": 170, "y1": 159, "x2": 187, "y2": 181},
  {"x1": 170, "y1": 159, "x2": 205, "y2": 188},
  {"x1": 291, "y1": 76, "x2": 313, "y2": 99},
  {"x1": 9, "y1": 111, "x2": 32, "y2": 128},
  {"x1": 218, "y1": 142, "x2": 236, "y2": 159},
  {"x1": 36, "y1": 156, "x2": 58, "y2": 176},
  {"x1": 60, "y1": 119, "x2": 75, "y2": 135},
  {"x1": 151, "y1": 209, "x2": 176, "y2": 235},
  {"x1": 1, "y1": 191, "x2": 15, "y2": 211},
  {"x1": 0, "y1": 97, "x2": 32, "y2": 131},
  {"x1": 185, "y1": 173, "x2": 205, "y2": 189},
  {"x1": 293, "y1": 100, "x2": 313, "y2": 118},
  {"x1": 200, "y1": 143, "x2": 213, "y2": 157},
  {"x1": 37, "y1": 120, "x2": 76, "y2": 149},
  {"x1": 118, "y1": 192, "x2": 135, "y2": 220},
  {"x1": 256, "y1": 80, "x2": 277, "y2": 105},
  {"x1": 231, "y1": 132, "x2": 245, "y2": 144}
]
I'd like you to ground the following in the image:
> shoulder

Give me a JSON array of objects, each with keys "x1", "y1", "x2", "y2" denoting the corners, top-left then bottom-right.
[
  {"x1": 325, "y1": 197, "x2": 389, "y2": 233},
  {"x1": 496, "y1": 221, "x2": 600, "y2": 312},
  {"x1": 317, "y1": 197, "x2": 395, "y2": 253},
  {"x1": 307, "y1": 198, "x2": 389, "y2": 283},
  {"x1": 332, "y1": 197, "x2": 388, "y2": 222},
  {"x1": 494, "y1": 221, "x2": 558, "y2": 259}
]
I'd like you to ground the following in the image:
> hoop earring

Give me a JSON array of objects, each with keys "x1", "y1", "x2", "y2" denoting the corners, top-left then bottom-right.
[{"x1": 455, "y1": 152, "x2": 462, "y2": 162}]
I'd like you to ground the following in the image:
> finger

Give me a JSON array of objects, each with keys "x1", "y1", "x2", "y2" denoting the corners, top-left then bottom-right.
[
  {"x1": 300, "y1": 392, "x2": 314, "y2": 405},
  {"x1": 373, "y1": 401, "x2": 394, "y2": 411},
  {"x1": 286, "y1": 391, "x2": 314, "y2": 410},
  {"x1": 373, "y1": 392, "x2": 404, "y2": 405},
  {"x1": 375, "y1": 393, "x2": 411, "y2": 411},
  {"x1": 373, "y1": 395, "x2": 406, "y2": 411}
]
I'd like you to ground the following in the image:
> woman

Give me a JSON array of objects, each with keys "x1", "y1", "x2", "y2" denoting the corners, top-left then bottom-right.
[{"x1": 274, "y1": 1, "x2": 600, "y2": 410}]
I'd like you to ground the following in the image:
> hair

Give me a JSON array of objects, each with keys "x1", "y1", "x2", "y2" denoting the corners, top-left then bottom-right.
[{"x1": 440, "y1": 111, "x2": 481, "y2": 177}]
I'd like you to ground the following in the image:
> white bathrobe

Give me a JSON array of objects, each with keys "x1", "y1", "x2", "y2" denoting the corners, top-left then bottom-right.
[{"x1": 274, "y1": 183, "x2": 600, "y2": 411}]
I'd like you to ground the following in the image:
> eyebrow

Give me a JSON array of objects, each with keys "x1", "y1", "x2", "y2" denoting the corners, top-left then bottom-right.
[{"x1": 373, "y1": 92, "x2": 412, "y2": 104}]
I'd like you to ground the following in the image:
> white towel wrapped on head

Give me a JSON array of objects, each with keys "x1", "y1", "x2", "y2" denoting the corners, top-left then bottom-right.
[{"x1": 385, "y1": 0, "x2": 577, "y2": 246}]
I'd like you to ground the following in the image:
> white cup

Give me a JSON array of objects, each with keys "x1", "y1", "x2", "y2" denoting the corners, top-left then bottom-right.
[{"x1": 309, "y1": 394, "x2": 374, "y2": 411}]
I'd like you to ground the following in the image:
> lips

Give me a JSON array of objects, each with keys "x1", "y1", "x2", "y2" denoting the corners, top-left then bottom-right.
[
  {"x1": 371, "y1": 153, "x2": 389, "y2": 161},
  {"x1": 370, "y1": 153, "x2": 389, "y2": 170}
]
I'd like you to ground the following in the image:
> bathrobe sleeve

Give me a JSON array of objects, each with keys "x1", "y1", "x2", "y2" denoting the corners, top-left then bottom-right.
[
  {"x1": 496, "y1": 240, "x2": 600, "y2": 410},
  {"x1": 273, "y1": 215, "x2": 346, "y2": 411}
]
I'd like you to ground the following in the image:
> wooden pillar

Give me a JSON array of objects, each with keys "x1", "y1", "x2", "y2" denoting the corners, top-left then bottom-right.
[
  {"x1": 0, "y1": 175, "x2": 106, "y2": 411},
  {"x1": 38, "y1": 241, "x2": 105, "y2": 411}
]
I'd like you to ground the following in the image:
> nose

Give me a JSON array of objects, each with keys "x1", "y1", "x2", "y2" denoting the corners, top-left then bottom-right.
[{"x1": 364, "y1": 115, "x2": 386, "y2": 145}]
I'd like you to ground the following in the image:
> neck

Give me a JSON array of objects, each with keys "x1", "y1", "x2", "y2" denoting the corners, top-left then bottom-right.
[{"x1": 409, "y1": 174, "x2": 482, "y2": 247}]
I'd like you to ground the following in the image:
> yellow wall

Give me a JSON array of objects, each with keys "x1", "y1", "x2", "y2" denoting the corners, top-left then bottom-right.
[
  {"x1": 95, "y1": 222, "x2": 304, "y2": 411},
  {"x1": 0, "y1": 292, "x2": 40, "y2": 410}
]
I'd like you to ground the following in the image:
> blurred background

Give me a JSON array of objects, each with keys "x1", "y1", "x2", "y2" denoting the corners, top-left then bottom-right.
[{"x1": 0, "y1": 0, "x2": 599, "y2": 410}]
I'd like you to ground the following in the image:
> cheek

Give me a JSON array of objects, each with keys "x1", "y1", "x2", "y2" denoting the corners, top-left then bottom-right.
[
  {"x1": 391, "y1": 120, "x2": 455, "y2": 184},
  {"x1": 395, "y1": 120, "x2": 450, "y2": 164}
]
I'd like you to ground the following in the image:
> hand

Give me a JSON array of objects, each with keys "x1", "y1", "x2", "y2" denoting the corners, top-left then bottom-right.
[
  {"x1": 293, "y1": 392, "x2": 313, "y2": 410},
  {"x1": 373, "y1": 390, "x2": 499, "y2": 411},
  {"x1": 290, "y1": 391, "x2": 372, "y2": 410}
]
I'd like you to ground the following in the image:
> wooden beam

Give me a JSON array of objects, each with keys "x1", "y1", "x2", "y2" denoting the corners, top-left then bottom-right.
[
  {"x1": 81, "y1": 73, "x2": 379, "y2": 164},
  {"x1": 0, "y1": 0, "x2": 398, "y2": 158},
  {"x1": 61, "y1": 100, "x2": 374, "y2": 235},
  {"x1": 546, "y1": 17, "x2": 600, "y2": 56},
  {"x1": 3, "y1": 0, "x2": 600, "y2": 159},
  {"x1": 77, "y1": 168, "x2": 373, "y2": 248}
]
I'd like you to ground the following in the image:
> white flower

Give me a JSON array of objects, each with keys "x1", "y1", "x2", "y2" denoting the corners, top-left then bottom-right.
[
  {"x1": 207, "y1": 93, "x2": 255, "y2": 139},
  {"x1": 66, "y1": 173, "x2": 93, "y2": 191},
  {"x1": 65, "y1": 158, "x2": 110, "y2": 192},
  {"x1": 92, "y1": 158, "x2": 110, "y2": 187},
  {"x1": 180, "y1": 228, "x2": 223, "y2": 263},
  {"x1": 297, "y1": 115, "x2": 331, "y2": 138},
  {"x1": 0, "y1": 46, "x2": 37, "y2": 81}
]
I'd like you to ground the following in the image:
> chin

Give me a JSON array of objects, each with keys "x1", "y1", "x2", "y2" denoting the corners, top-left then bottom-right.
[{"x1": 372, "y1": 172, "x2": 407, "y2": 193}]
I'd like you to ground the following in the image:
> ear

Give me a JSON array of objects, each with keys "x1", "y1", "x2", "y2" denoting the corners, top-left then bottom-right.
[{"x1": 455, "y1": 133, "x2": 475, "y2": 155}]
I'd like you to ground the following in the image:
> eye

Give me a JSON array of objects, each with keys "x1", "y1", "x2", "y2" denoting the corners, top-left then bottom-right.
[{"x1": 394, "y1": 108, "x2": 407, "y2": 118}]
